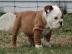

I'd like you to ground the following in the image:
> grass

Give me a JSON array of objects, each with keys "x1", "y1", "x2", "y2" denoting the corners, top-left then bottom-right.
[
  {"x1": 0, "y1": 45, "x2": 72, "y2": 54},
  {"x1": 0, "y1": 14, "x2": 72, "y2": 54}
]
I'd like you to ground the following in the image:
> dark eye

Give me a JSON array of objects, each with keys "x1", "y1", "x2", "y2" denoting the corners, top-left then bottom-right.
[{"x1": 54, "y1": 17, "x2": 58, "y2": 20}]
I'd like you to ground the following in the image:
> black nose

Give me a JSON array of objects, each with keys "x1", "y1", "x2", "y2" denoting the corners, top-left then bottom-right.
[{"x1": 59, "y1": 22, "x2": 62, "y2": 26}]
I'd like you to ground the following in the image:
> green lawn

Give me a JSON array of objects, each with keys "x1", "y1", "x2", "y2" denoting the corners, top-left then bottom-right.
[
  {"x1": 0, "y1": 14, "x2": 72, "y2": 54},
  {"x1": 0, "y1": 46, "x2": 72, "y2": 54}
]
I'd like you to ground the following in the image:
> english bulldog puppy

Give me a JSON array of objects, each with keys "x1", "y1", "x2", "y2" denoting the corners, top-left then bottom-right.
[{"x1": 0, "y1": 5, "x2": 63, "y2": 48}]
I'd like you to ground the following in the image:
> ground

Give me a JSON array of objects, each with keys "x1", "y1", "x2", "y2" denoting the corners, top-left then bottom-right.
[{"x1": 0, "y1": 14, "x2": 72, "y2": 54}]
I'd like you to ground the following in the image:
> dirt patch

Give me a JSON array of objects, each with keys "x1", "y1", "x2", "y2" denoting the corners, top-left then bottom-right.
[
  {"x1": 50, "y1": 35, "x2": 72, "y2": 47},
  {"x1": 0, "y1": 33, "x2": 29, "y2": 48}
]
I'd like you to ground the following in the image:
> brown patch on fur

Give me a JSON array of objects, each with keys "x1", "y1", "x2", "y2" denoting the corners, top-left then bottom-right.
[{"x1": 12, "y1": 11, "x2": 47, "y2": 47}]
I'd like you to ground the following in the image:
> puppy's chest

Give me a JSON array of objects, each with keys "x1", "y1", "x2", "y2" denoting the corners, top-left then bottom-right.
[
  {"x1": 44, "y1": 17, "x2": 49, "y2": 29},
  {"x1": 42, "y1": 28, "x2": 50, "y2": 36},
  {"x1": 42, "y1": 18, "x2": 50, "y2": 35}
]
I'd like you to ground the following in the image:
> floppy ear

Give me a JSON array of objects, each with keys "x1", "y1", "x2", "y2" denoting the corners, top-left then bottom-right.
[{"x1": 44, "y1": 5, "x2": 53, "y2": 14}]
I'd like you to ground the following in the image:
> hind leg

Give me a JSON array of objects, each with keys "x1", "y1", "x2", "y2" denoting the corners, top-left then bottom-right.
[
  {"x1": 12, "y1": 32, "x2": 18, "y2": 48},
  {"x1": 12, "y1": 14, "x2": 21, "y2": 48},
  {"x1": 12, "y1": 27, "x2": 19, "y2": 48}
]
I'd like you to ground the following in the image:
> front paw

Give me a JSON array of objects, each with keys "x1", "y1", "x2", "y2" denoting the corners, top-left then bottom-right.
[
  {"x1": 44, "y1": 42, "x2": 51, "y2": 47},
  {"x1": 35, "y1": 45, "x2": 42, "y2": 48},
  {"x1": 42, "y1": 39, "x2": 51, "y2": 47}
]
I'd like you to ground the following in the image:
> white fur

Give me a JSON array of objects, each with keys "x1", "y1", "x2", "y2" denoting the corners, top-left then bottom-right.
[
  {"x1": 35, "y1": 45, "x2": 42, "y2": 48},
  {"x1": 0, "y1": 12, "x2": 16, "y2": 31},
  {"x1": 47, "y1": 10, "x2": 50, "y2": 13},
  {"x1": 43, "y1": 5, "x2": 63, "y2": 29}
]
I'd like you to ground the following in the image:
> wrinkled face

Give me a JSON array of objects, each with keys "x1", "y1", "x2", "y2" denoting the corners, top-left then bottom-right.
[{"x1": 43, "y1": 5, "x2": 63, "y2": 29}]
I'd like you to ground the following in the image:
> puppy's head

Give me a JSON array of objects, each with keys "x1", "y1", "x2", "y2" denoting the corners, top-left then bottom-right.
[{"x1": 44, "y1": 5, "x2": 63, "y2": 29}]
